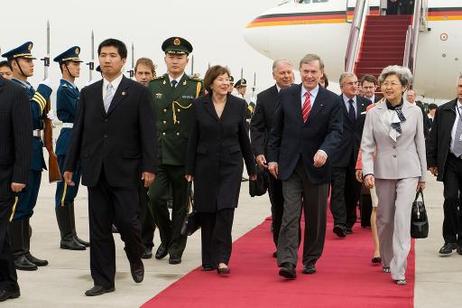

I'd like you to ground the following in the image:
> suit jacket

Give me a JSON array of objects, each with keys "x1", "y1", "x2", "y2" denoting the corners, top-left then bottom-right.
[
  {"x1": 331, "y1": 95, "x2": 371, "y2": 167},
  {"x1": 250, "y1": 84, "x2": 279, "y2": 156},
  {"x1": 427, "y1": 99, "x2": 458, "y2": 182},
  {"x1": 267, "y1": 84, "x2": 343, "y2": 183},
  {"x1": 361, "y1": 100, "x2": 427, "y2": 181},
  {"x1": 0, "y1": 77, "x2": 32, "y2": 186},
  {"x1": 65, "y1": 76, "x2": 157, "y2": 188},
  {"x1": 185, "y1": 94, "x2": 256, "y2": 212}
]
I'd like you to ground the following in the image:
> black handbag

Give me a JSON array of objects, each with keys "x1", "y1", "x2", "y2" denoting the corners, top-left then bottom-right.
[
  {"x1": 249, "y1": 166, "x2": 269, "y2": 197},
  {"x1": 411, "y1": 189, "x2": 429, "y2": 239},
  {"x1": 180, "y1": 182, "x2": 200, "y2": 236}
]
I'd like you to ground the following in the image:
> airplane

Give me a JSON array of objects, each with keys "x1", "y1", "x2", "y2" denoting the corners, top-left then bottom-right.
[{"x1": 243, "y1": 0, "x2": 462, "y2": 100}]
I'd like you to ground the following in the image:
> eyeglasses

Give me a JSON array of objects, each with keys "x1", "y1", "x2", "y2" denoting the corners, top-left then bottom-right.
[{"x1": 381, "y1": 82, "x2": 402, "y2": 87}]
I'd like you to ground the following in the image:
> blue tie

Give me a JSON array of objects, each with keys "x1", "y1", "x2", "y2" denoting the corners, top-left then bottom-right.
[{"x1": 348, "y1": 99, "x2": 356, "y2": 122}]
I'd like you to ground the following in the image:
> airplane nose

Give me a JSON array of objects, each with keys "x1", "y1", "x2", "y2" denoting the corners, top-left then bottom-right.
[{"x1": 242, "y1": 17, "x2": 271, "y2": 59}]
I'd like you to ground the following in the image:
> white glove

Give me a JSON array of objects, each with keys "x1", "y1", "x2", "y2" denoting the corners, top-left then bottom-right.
[
  {"x1": 47, "y1": 109, "x2": 56, "y2": 121},
  {"x1": 39, "y1": 78, "x2": 52, "y2": 89}
]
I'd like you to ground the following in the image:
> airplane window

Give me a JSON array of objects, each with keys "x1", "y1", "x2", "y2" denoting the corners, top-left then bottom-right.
[{"x1": 297, "y1": 0, "x2": 329, "y2": 3}]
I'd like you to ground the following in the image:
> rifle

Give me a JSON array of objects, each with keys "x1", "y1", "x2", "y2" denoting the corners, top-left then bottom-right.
[
  {"x1": 41, "y1": 20, "x2": 62, "y2": 183},
  {"x1": 86, "y1": 30, "x2": 95, "y2": 82},
  {"x1": 128, "y1": 42, "x2": 135, "y2": 78}
]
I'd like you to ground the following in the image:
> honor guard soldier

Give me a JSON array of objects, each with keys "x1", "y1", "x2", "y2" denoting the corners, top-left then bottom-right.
[
  {"x1": 53, "y1": 46, "x2": 89, "y2": 250},
  {"x1": 148, "y1": 37, "x2": 204, "y2": 264},
  {"x1": 2, "y1": 42, "x2": 52, "y2": 270},
  {"x1": 235, "y1": 78, "x2": 254, "y2": 119}
]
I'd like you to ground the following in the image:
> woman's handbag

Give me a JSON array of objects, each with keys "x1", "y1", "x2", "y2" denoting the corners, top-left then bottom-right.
[
  {"x1": 249, "y1": 166, "x2": 269, "y2": 197},
  {"x1": 411, "y1": 189, "x2": 429, "y2": 239},
  {"x1": 180, "y1": 182, "x2": 200, "y2": 236}
]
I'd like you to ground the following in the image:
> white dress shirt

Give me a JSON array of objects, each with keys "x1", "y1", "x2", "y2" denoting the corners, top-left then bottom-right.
[
  {"x1": 102, "y1": 73, "x2": 124, "y2": 99},
  {"x1": 168, "y1": 73, "x2": 184, "y2": 87},
  {"x1": 301, "y1": 84, "x2": 319, "y2": 108},
  {"x1": 342, "y1": 94, "x2": 357, "y2": 115},
  {"x1": 450, "y1": 101, "x2": 462, "y2": 154}
]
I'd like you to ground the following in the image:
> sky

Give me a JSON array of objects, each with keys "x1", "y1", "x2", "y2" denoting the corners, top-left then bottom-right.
[{"x1": 1, "y1": 0, "x2": 282, "y2": 96}]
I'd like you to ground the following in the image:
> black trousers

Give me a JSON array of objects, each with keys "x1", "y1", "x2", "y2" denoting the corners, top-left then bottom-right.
[
  {"x1": 88, "y1": 171, "x2": 143, "y2": 288},
  {"x1": 442, "y1": 154, "x2": 462, "y2": 245},
  {"x1": 0, "y1": 180, "x2": 18, "y2": 291},
  {"x1": 199, "y1": 209, "x2": 235, "y2": 267},
  {"x1": 330, "y1": 165, "x2": 362, "y2": 229},
  {"x1": 138, "y1": 183, "x2": 155, "y2": 250},
  {"x1": 149, "y1": 165, "x2": 188, "y2": 258}
]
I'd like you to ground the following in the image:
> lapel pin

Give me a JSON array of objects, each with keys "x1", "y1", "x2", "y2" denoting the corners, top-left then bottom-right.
[{"x1": 122, "y1": 91, "x2": 126, "y2": 96}]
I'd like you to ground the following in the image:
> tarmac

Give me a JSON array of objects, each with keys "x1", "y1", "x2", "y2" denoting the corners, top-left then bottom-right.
[{"x1": 6, "y1": 162, "x2": 462, "y2": 307}]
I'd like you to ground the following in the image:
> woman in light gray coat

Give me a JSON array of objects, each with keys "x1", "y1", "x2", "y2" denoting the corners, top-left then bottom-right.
[{"x1": 361, "y1": 65, "x2": 427, "y2": 285}]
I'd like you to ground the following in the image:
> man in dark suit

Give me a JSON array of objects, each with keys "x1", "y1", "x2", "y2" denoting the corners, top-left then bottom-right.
[
  {"x1": 360, "y1": 74, "x2": 381, "y2": 103},
  {"x1": 330, "y1": 73, "x2": 371, "y2": 237},
  {"x1": 427, "y1": 75, "x2": 462, "y2": 257},
  {"x1": 268, "y1": 54, "x2": 343, "y2": 279},
  {"x1": 250, "y1": 59, "x2": 294, "y2": 256},
  {"x1": 0, "y1": 76, "x2": 32, "y2": 302},
  {"x1": 407, "y1": 89, "x2": 431, "y2": 137},
  {"x1": 64, "y1": 38, "x2": 157, "y2": 296}
]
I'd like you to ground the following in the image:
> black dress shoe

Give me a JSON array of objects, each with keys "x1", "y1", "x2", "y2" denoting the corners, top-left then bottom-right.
[
  {"x1": 438, "y1": 243, "x2": 457, "y2": 256},
  {"x1": 84, "y1": 285, "x2": 115, "y2": 296},
  {"x1": 457, "y1": 245, "x2": 462, "y2": 255},
  {"x1": 130, "y1": 260, "x2": 144, "y2": 283},
  {"x1": 279, "y1": 263, "x2": 296, "y2": 279},
  {"x1": 0, "y1": 288, "x2": 20, "y2": 302},
  {"x1": 25, "y1": 253, "x2": 48, "y2": 266},
  {"x1": 302, "y1": 263, "x2": 316, "y2": 274},
  {"x1": 75, "y1": 236, "x2": 90, "y2": 247},
  {"x1": 14, "y1": 255, "x2": 37, "y2": 271},
  {"x1": 169, "y1": 256, "x2": 182, "y2": 264},
  {"x1": 333, "y1": 225, "x2": 346, "y2": 238},
  {"x1": 60, "y1": 238, "x2": 86, "y2": 250},
  {"x1": 155, "y1": 243, "x2": 169, "y2": 260},
  {"x1": 202, "y1": 264, "x2": 215, "y2": 271},
  {"x1": 345, "y1": 227, "x2": 353, "y2": 235},
  {"x1": 142, "y1": 247, "x2": 153, "y2": 259}
]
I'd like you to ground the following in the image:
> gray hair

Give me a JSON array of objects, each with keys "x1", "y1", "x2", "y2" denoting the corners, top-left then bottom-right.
[
  {"x1": 339, "y1": 72, "x2": 357, "y2": 84},
  {"x1": 299, "y1": 54, "x2": 324, "y2": 71},
  {"x1": 272, "y1": 59, "x2": 293, "y2": 72},
  {"x1": 378, "y1": 65, "x2": 413, "y2": 87}
]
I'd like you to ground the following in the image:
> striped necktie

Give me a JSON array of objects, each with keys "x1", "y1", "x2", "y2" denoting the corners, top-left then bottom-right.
[
  {"x1": 302, "y1": 92, "x2": 312, "y2": 122},
  {"x1": 104, "y1": 83, "x2": 115, "y2": 113}
]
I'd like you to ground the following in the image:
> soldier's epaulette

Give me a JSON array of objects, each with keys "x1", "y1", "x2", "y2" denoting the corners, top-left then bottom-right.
[
  {"x1": 153, "y1": 75, "x2": 165, "y2": 80},
  {"x1": 189, "y1": 74, "x2": 202, "y2": 82}
]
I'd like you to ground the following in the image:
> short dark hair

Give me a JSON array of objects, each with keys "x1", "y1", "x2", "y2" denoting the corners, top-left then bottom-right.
[
  {"x1": 0, "y1": 60, "x2": 12, "y2": 70},
  {"x1": 360, "y1": 74, "x2": 378, "y2": 86},
  {"x1": 428, "y1": 103, "x2": 438, "y2": 110},
  {"x1": 98, "y1": 38, "x2": 127, "y2": 59},
  {"x1": 204, "y1": 65, "x2": 230, "y2": 93}
]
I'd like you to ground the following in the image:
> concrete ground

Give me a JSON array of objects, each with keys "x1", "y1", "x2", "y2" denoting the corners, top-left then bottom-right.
[{"x1": 5, "y1": 169, "x2": 462, "y2": 308}]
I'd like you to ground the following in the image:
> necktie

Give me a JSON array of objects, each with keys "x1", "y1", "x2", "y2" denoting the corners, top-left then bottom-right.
[
  {"x1": 348, "y1": 99, "x2": 356, "y2": 122},
  {"x1": 452, "y1": 107, "x2": 462, "y2": 156},
  {"x1": 171, "y1": 80, "x2": 177, "y2": 88},
  {"x1": 104, "y1": 83, "x2": 115, "y2": 113},
  {"x1": 302, "y1": 92, "x2": 312, "y2": 122}
]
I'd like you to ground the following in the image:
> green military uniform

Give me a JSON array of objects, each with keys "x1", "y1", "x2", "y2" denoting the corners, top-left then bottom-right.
[{"x1": 148, "y1": 37, "x2": 204, "y2": 263}]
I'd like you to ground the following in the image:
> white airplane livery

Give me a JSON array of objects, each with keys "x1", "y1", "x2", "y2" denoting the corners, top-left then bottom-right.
[{"x1": 243, "y1": 0, "x2": 462, "y2": 100}]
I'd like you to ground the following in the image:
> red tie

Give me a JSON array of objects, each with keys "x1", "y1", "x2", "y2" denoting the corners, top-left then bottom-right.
[{"x1": 302, "y1": 92, "x2": 312, "y2": 122}]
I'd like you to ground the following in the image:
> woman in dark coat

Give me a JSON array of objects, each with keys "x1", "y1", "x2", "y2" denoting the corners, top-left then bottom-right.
[{"x1": 185, "y1": 65, "x2": 256, "y2": 274}]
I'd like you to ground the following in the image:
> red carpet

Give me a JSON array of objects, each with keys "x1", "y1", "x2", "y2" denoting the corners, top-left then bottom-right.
[{"x1": 143, "y1": 217, "x2": 415, "y2": 308}]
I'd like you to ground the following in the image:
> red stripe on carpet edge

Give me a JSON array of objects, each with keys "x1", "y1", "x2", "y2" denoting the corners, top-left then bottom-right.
[{"x1": 143, "y1": 218, "x2": 415, "y2": 308}]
